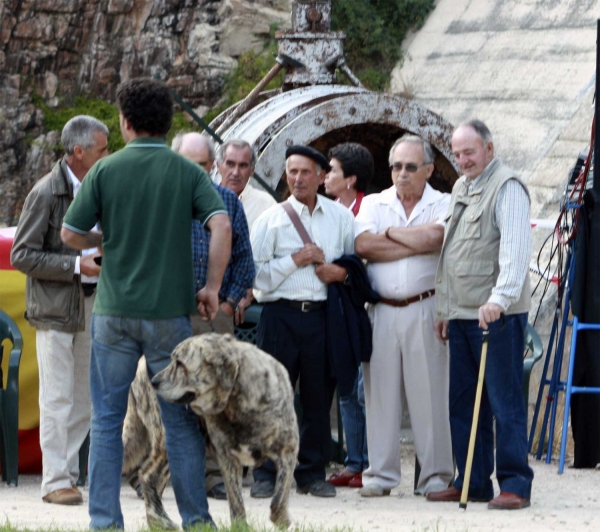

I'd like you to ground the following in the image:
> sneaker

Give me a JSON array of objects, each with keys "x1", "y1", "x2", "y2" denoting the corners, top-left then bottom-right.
[
  {"x1": 250, "y1": 480, "x2": 275, "y2": 499},
  {"x1": 296, "y1": 479, "x2": 336, "y2": 497},
  {"x1": 359, "y1": 483, "x2": 391, "y2": 497}
]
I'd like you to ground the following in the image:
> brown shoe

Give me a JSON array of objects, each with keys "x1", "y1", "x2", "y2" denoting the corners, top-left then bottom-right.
[
  {"x1": 426, "y1": 486, "x2": 491, "y2": 503},
  {"x1": 488, "y1": 492, "x2": 531, "y2": 510},
  {"x1": 42, "y1": 488, "x2": 83, "y2": 505}
]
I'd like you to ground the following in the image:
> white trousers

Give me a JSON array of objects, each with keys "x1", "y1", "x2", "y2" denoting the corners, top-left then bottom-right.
[
  {"x1": 362, "y1": 297, "x2": 454, "y2": 492},
  {"x1": 36, "y1": 295, "x2": 93, "y2": 496}
]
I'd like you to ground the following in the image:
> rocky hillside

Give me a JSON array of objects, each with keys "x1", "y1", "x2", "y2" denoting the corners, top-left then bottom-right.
[{"x1": 0, "y1": 0, "x2": 290, "y2": 226}]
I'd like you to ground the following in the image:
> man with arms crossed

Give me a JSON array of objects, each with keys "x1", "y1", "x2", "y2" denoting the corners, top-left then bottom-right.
[
  {"x1": 11, "y1": 115, "x2": 108, "y2": 505},
  {"x1": 172, "y1": 131, "x2": 255, "y2": 499},
  {"x1": 250, "y1": 145, "x2": 354, "y2": 499},
  {"x1": 430, "y1": 119, "x2": 533, "y2": 509},
  {"x1": 61, "y1": 79, "x2": 231, "y2": 529},
  {"x1": 354, "y1": 135, "x2": 454, "y2": 497}
]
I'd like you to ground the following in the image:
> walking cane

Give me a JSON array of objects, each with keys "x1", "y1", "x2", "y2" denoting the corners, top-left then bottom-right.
[{"x1": 459, "y1": 329, "x2": 490, "y2": 511}]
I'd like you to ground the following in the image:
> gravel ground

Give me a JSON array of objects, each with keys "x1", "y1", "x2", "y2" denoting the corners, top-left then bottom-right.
[{"x1": 2, "y1": 445, "x2": 599, "y2": 532}]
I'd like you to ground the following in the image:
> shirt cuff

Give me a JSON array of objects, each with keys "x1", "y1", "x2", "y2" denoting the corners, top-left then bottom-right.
[
  {"x1": 487, "y1": 294, "x2": 509, "y2": 311},
  {"x1": 74, "y1": 256, "x2": 81, "y2": 275}
]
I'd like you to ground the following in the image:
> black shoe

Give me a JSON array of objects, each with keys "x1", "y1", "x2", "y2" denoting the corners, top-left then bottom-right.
[
  {"x1": 206, "y1": 483, "x2": 227, "y2": 500},
  {"x1": 296, "y1": 479, "x2": 336, "y2": 498},
  {"x1": 250, "y1": 480, "x2": 275, "y2": 498}
]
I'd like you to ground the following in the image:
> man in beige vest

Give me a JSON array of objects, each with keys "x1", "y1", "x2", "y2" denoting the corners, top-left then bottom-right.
[{"x1": 429, "y1": 120, "x2": 533, "y2": 510}]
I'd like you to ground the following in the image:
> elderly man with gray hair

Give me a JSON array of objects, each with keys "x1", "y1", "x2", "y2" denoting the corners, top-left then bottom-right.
[
  {"x1": 216, "y1": 139, "x2": 276, "y2": 232},
  {"x1": 11, "y1": 115, "x2": 109, "y2": 505},
  {"x1": 354, "y1": 134, "x2": 454, "y2": 498}
]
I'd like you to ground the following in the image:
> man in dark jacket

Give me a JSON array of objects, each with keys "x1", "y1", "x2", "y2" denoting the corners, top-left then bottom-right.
[{"x1": 11, "y1": 115, "x2": 108, "y2": 505}]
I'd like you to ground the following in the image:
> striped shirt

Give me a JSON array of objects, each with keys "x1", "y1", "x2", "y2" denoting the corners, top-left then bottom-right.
[
  {"x1": 466, "y1": 158, "x2": 531, "y2": 310},
  {"x1": 251, "y1": 194, "x2": 355, "y2": 302}
]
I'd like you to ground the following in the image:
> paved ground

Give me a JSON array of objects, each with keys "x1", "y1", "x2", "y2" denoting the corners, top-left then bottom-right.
[{"x1": 1, "y1": 445, "x2": 599, "y2": 532}]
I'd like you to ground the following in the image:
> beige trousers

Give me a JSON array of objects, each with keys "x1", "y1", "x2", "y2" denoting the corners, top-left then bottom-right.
[
  {"x1": 362, "y1": 297, "x2": 454, "y2": 493},
  {"x1": 36, "y1": 294, "x2": 93, "y2": 497},
  {"x1": 191, "y1": 309, "x2": 234, "y2": 490}
]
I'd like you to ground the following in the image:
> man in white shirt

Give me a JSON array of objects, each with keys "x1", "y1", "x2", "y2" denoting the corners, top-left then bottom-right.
[
  {"x1": 216, "y1": 139, "x2": 276, "y2": 232},
  {"x1": 216, "y1": 139, "x2": 277, "y2": 324},
  {"x1": 354, "y1": 135, "x2": 454, "y2": 497},
  {"x1": 11, "y1": 115, "x2": 108, "y2": 505},
  {"x1": 250, "y1": 145, "x2": 354, "y2": 499}
]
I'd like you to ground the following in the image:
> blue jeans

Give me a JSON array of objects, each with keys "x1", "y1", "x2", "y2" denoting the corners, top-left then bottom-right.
[
  {"x1": 339, "y1": 367, "x2": 368, "y2": 472},
  {"x1": 88, "y1": 314, "x2": 213, "y2": 530},
  {"x1": 449, "y1": 314, "x2": 534, "y2": 500}
]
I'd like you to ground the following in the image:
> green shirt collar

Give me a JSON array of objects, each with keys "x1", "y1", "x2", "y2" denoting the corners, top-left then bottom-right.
[{"x1": 125, "y1": 137, "x2": 168, "y2": 148}]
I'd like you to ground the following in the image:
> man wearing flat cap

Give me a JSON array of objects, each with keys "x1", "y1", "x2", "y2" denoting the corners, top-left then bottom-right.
[{"x1": 250, "y1": 145, "x2": 355, "y2": 499}]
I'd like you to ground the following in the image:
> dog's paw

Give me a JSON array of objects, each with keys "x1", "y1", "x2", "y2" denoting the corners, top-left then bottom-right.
[
  {"x1": 147, "y1": 512, "x2": 177, "y2": 530},
  {"x1": 270, "y1": 510, "x2": 291, "y2": 530}
]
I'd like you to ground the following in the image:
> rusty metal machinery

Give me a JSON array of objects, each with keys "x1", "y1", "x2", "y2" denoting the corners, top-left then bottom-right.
[{"x1": 210, "y1": 1, "x2": 458, "y2": 195}]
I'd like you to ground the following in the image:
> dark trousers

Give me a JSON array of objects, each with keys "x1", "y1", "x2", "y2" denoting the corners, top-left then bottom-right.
[
  {"x1": 253, "y1": 300, "x2": 335, "y2": 487},
  {"x1": 449, "y1": 313, "x2": 534, "y2": 499}
]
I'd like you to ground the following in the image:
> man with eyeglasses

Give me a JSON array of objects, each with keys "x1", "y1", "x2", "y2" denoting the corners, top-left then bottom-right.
[{"x1": 354, "y1": 135, "x2": 453, "y2": 498}]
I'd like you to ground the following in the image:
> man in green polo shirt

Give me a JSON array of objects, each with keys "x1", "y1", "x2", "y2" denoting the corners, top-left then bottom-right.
[{"x1": 61, "y1": 78, "x2": 231, "y2": 530}]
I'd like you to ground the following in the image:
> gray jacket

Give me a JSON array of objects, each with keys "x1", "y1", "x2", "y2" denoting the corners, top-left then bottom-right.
[{"x1": 11, "y1": 158, "x2": 85, "y2": 333}]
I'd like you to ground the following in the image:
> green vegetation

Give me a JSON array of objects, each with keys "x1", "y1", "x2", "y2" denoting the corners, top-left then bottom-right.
[
  {"x1": 0, "y1": 521, "x2": 357, "y2": 532},
  {"x1": 34, "y1": 95, "x2": 193, "y2": 153},
  {"x1": 203, "y1": 24, "x2": 284, "y2": 124},
  {"x1": 331, "y1": 0, "x2": 435, "y2": 91}
]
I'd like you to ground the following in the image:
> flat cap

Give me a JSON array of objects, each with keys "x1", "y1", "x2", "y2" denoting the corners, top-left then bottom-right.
[{"x1": 285, "y1": 145, "x2": 331, "y2": 172}]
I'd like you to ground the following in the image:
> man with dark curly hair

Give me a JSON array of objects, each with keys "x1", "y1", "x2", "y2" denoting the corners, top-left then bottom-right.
[{"x1": 61, "y1": 78, "x2": 232, "y2": 529}]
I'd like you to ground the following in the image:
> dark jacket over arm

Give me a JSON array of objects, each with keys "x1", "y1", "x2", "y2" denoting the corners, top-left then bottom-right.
[{"x1": 327, "y1": 254, "x2": 380, "y2": 397}]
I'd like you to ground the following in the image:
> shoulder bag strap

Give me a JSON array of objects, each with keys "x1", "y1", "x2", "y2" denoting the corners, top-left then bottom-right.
[{"x1": 282, "y1": 202, "x2": 313, "y2": 245}]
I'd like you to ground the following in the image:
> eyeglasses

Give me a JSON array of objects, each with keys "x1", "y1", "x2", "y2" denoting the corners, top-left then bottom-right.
[{"x1": 389, "y1": 162, "x2": 428, "y2": 173}]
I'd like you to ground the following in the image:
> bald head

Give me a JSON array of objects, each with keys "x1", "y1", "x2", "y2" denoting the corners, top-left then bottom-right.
[{"x1": 172, "y1": 132, "x2": 215, "y2": 172}]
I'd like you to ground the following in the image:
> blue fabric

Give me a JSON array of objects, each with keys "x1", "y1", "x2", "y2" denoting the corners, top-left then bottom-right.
[
  {"x1": 339, "y1": 366, "x2": 369, "y2": 472},
  {"x1": 448, "y1": 314, "x2": 534, "y2": 500},
  {"x1": 192, "y1": 184, "x2": 255, "y2": 305},
  {"x1": 88, "y1": 314, "x2": 213, "y2": 530}
]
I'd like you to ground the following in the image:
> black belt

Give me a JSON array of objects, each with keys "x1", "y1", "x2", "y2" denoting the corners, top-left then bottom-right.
[
  {"x1": 276, "y1": 299, "x2": 326, "y2": 312},
  {"x1": 82, "y1": 283, "x2": 97, "y2": 298}
]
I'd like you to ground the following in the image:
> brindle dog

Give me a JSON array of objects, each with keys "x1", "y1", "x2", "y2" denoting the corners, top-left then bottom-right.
[{"x1": 122, "y1": 333, "x2": 299, "y2": 529}]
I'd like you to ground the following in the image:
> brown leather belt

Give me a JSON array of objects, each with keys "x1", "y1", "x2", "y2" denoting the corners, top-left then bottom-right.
[{"x1": 379, "y1": 289, "x2": 435, "y2": 308}]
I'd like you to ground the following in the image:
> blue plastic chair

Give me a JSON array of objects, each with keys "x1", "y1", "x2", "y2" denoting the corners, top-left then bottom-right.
[{"x1": 0, "y1": 309, "x2": 23, "y2": 486}]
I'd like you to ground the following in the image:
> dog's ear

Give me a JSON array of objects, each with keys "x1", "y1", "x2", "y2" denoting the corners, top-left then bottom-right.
[{"x1": 202, "y1": 334, "x2": 240, "y2": 407}]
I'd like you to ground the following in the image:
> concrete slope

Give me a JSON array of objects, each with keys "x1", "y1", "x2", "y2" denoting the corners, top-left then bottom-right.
[{"x1": 391, "y1": 0, "x2": 599, "y2": 217}]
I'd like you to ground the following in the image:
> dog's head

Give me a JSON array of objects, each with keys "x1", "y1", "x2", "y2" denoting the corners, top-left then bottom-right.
[{"x1": 152, "y1": 333, "x2": 241, "y2": 415}]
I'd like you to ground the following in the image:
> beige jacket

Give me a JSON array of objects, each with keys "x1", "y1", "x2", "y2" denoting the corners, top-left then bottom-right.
[
  {"x1": 11, "y1": 158, "x2": 84, "y2": 332},
  {"x1": 436, "y1": 159, "x2": 530, "y2": 320}
]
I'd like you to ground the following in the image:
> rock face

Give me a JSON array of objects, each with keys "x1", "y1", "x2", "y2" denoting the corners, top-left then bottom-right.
[{"x1": 0, "y1": 0, "x2": 290, "y2": 226}]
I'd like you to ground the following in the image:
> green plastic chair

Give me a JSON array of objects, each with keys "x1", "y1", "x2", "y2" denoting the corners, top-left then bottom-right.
[{"x1": 0, "y1": 309, "x2": 23, "y2": 486}]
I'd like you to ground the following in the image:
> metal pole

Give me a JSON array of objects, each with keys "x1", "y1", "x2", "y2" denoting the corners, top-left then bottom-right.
[{"x1": 595, "y1": 19, "x2": 599, "y2": 195}]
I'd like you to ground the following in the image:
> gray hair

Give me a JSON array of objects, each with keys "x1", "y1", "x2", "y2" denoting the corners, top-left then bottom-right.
[
  {"x1": 217, "y1": 139, "x2": 257, "y2": 167},
  {"x1": 171, "y1": 131, "x2": 216, "y2": 159},
  {"x1": 285, "y1": 158, "x2": 322, "y2": 175},
  {"x1": 388, "y1": 135, "x2": 435, "y2": 165},
  {"x1": 61, "y1": 115, "x2": 109, "y2": 155},
  {"x1": 457, "y1": 119, "x2": 493, "y2": 144}
]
